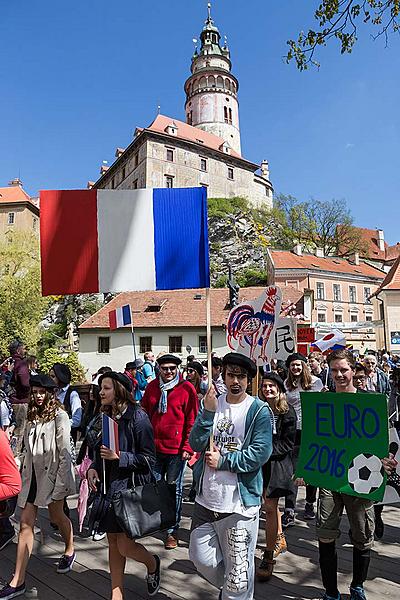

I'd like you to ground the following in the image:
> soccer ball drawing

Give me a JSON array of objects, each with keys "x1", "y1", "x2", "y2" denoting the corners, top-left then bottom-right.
[{"x1": 348, "y1": 453, "x2": 385, "y2": 495}]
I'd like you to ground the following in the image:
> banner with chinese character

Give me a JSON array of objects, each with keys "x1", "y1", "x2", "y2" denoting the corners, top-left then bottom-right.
[{"x1": 296, "y1": 392, "x2": 389, "y2": 501}]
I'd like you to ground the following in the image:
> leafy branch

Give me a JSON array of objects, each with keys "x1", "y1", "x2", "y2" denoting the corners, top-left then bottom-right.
[{"x1": 286, "y1": 0, "x2": 400, "y2": 69}]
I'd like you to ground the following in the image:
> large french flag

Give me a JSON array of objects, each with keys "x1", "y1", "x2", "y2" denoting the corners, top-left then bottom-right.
[
  {"x1": 102, "y1": 414, "x2": 120, "y2": 454},
  {"x1": 40, "y1": 187, "x2": 210, "y2": 295}
]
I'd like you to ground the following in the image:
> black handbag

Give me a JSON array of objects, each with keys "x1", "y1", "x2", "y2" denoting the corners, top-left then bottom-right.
[
  {"x1": 0, "y1": 495, "x2": 17, "y2": 519},
  {"x1": 112, "y1": 465, "x2": 176, "y2": 540}
]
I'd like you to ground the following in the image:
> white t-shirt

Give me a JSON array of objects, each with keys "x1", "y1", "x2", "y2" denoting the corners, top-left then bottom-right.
[
  {"x1": 196, "y1": 393, "x2": 259, "y2": 517},
  {"x1": 285, "y1": 376, "x2": 323, "y2": 430}
]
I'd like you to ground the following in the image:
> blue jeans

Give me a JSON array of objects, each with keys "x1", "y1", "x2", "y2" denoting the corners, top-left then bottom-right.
[{"x1": 153, "y1": 453, "x2": 186, "y2": 534}]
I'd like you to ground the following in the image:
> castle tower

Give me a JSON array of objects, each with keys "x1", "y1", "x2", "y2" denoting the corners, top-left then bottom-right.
[{"x1": 184, "y1": 4, "x2": 241, "y2": 154}]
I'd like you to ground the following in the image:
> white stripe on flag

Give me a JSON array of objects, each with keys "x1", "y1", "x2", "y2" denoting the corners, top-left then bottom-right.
[{"x1": 97, "y1": 189, "x2": 156, "y2": 292}]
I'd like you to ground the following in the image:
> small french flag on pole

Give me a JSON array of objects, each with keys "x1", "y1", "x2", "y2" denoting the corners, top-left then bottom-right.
[
  {"x1": 102, "y1": 414, "x2": 120, "y2": 454},
  {"x1": 109, "y1": 304, "x2": 132, "y2": 330}
]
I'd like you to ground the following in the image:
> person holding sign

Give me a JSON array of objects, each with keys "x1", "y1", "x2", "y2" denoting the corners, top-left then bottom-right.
[
  {"x1": 313, "y1": 350, "x2": 395, "y2": 600},
  {"x1": 189, "y1": 352, "x2": 272, "y2": 600},
  {"x1": 256, "y1": 372, "x2": 297, "y2": 582},
  {"x1": 283, "y1": 353, "x2": 323, "y2": 525}
]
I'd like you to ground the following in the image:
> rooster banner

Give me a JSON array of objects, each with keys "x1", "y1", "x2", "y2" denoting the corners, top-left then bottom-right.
[{"x1": 227, "y1": 286, "x2": 295, "y2": 365}]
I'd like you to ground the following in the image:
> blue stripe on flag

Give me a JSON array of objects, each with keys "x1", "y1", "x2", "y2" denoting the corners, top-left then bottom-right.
[
  {"x1": 102, "y1": 414, "x2": 110, "y2": 448},
  {"x1": 153, "y1": 187, "x2": 210, "y2": 290},
  {"x1": 122, "y1": 304, "x2": 131, "y2": 325}
]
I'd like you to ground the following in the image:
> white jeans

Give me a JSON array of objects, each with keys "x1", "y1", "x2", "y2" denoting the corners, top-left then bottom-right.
[{"x1": 189, "y1": 506, "x2": 259, "y2": 600}]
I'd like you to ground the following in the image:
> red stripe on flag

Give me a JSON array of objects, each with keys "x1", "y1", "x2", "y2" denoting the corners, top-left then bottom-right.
[
  {"x1": 109, "y1": 310, "x2": 117, "y2": 330},
  {"x1": 40, "y1": 190, "x2": 99, "y2": 295}
]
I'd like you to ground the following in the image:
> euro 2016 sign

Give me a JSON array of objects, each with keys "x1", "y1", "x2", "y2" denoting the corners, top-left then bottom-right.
[{"x1": 296, "y1": 392, "x2": 389, "y2": 501}]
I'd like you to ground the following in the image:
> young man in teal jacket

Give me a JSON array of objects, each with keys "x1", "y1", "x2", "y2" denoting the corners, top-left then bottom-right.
[{"x1": 189, "y1": 352, "x2": 272, "y2": 600}]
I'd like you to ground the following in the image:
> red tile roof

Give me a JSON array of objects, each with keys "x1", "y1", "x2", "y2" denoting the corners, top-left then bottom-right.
[
  {"x1": 144, "y1": 114, "x2": 242, "y2": 159},
  {"x1": 0, "y1": 185, "x2": 34, "y2": 205},
  {"x1": 337, "y1": 225, "x2": 388, "y2": 259},
  {"x1": 385, "y1": 243, "x2": 400, "y2": 262},
  {"x1": 373, "y1": 255, "x2": 400, "y2": 294},
  {"x1": 270, "y1": 250, "x2": 385, "y2": 279},
  {"x1": 79, "y1": 286, "x2": 304, "y2": 330}
]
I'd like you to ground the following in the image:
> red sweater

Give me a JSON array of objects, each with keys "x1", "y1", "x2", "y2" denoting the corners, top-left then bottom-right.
[
  {"x1": 0, "y1": 429, "x2": 22, "y2": 500},
  {"x1": 141, "y1": 378, "x2": 198, "y2": 455}
]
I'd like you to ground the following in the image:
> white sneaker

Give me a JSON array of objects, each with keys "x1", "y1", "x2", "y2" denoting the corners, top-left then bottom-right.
[{"x1": 92, "y1": 531, "x2": 106, "y2": 541}]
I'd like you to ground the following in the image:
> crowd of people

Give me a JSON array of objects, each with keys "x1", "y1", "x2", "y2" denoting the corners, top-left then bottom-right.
[{"x1": 0, "y1": 339, "x2": 398, "y2": 600}]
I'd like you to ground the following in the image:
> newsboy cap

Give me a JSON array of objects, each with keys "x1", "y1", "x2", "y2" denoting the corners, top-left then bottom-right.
[
  {"x1": 261, "y1": 371, "x2": 285, "y2": 394},
  {"x1": 188, "y1": 361, "x2": 204, "y2": 377},
  {"x1": 30, "y1": 373, "x2": 57, "y2": 390},
  {"x1": 285, "y1": 353, "x2": 307, "y2": 369}
]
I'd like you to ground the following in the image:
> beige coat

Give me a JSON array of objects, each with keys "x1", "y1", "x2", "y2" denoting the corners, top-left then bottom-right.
[{"x1": 18, "y1": 409, "x2": 76, "y2": 508}]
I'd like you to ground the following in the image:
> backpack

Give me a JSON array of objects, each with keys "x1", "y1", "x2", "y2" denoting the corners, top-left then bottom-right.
[{"x1": 63, "y1": 386, "x2": 81, "y2": 428}]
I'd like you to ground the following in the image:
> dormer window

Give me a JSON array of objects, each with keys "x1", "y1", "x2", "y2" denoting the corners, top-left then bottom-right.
[
  {"x1": 165, "y1": 122, "x2": 178, "y2": 136},
  {"x1": 220, "y1": 142, "x2": 231, "y2": 155}
]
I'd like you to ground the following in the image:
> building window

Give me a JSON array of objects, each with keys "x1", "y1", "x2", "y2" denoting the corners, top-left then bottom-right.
[
  {"x1": 169, "y1": 336, "x2": 182, "y2": 353},
  {"x1": 224, "y1": 106, "x2": 228, "y2": 123},
  {"x1": 32, "y1": 217, "x2": 38, "y2": 231},
  {"x1": 111, "y1": 177, "x2": 115, "y2": 189},
  {"x1": 349, "y1": 285, "x2": 357, "y2": 303},
  {"x1": 187, "y1": 111, "x2": 193, "y2": 125},
  {"x1": 333, "y1": 284, "x2": 341, "y2": 301},
  {"x1": 350, "y1": 313, "x2": 358, "y2": 322},
  {"x1": 134, "y1": 154, "x2": 139, "y2": 168},
  {"x1": 98, "y1": 337, "x2": 110, "y2": 354},
  {"x1": 199, "y1": 335, "x2": 210, "y2": 354},
  {"x1": 334, "y1": 313, "x2": 343, "y2": 323},
  {"x1": 166, "y1": 148, "x2": 174, "y2": 162},
  {"x1": 364, "y1": 287, "x2": 371, "y2": 303},
  {"x1": 7, "y1": 212, "x2": 15, "y2": 225},
  {"x1": 317, "y1": 312, "x2": 326, "y2": 323},
  {"x1": 365, "y1": 314, "x2": 373, "y2": 322},
  {"x1": 227, "y1": 167, "x2": 234, "y2": 180},
  {"x1": 132, "y1": 179, "x2": 138, "y2": 189},
  {"x1": 229, "y1": 107, "x2": 232, "y2": 123},
  {"x1": 165, "y1": 175, "x2": 174, "y2": 188},
  {"x1": 140, "y1": 336, "x2": 152, "y2": 353},
  {"x1": 200, "y1": 158, "x2": 207, "y2": 172},
  {"x1": 122, "y1": 166, "x2": 126, "y2": 180},
  {"x1": 316, "y1": 282, "x2": 325, "y2": 300}
]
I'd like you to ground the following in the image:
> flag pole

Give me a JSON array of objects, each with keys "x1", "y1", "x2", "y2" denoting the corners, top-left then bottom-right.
[
  {"x1": 129, "y1": 305, "x2": 137, "y2": 360},
  {"x1": 206, "y1": 287, "x2": 214, "y2": 451}
]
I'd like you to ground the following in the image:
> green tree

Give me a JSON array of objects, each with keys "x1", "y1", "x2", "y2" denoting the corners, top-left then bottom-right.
[
  {"x1": 270, "y1": 194, "x2": 367, "y2": 256},
  {"x1": 287, "y1": 1, "x2": 400, "y2": 69},
  {"x1": 0, "y1": 232, "x2": 50, "y2": 355},
  {"x1": 39, "y1": 347, "x2": 87, "y2": 384}
]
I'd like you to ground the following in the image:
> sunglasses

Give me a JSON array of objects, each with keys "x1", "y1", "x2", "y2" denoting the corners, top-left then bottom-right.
[
  {"x1": 160, "y1": 366, "x2": 177, "y2": 373},
  {"x1": 187, "y1": 368, "x2": 196, "y2": 374}
]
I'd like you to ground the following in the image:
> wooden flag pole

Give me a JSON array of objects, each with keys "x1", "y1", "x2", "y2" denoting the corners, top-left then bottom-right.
[{"x1": 206, "y1": 287, "x2": 214, "y2": 451}]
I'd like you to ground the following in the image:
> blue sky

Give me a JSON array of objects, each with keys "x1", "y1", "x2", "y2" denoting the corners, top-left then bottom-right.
[{"x1": 1, "y1": 0, "x2": 399, "y2": 244}]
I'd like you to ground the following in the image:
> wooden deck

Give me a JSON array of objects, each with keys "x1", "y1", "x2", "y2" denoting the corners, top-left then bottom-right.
[{"x1": 1, "y1": 484, "x2": 399, "y2": 600}]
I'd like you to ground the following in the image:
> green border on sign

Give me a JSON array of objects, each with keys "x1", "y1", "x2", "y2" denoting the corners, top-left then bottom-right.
[{"x1": 296, "y1": 392, "x2": 388, "y2": 501}]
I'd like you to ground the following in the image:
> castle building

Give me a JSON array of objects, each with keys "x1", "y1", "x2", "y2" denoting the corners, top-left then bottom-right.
[
  {"x1": 0, "y1": 178, "x2": 39, "y2": 241},
  {"x1": 92, "y1": 6, "x2": 273, "y2": 208}
]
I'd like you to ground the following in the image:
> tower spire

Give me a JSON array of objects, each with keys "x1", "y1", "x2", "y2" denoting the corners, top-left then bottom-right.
[{"x1": 207, "y1": 2, "x2": 212, "y2": 22}]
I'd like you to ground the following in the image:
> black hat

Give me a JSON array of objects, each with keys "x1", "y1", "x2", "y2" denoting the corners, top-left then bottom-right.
[
  {"x1": 52, "y1": 363, "x2": 72, "y2": 385},
  {"x1": 261, "y1": 371, "x2": 285, "y2": 394},
  {"x1": 212, "y1": 356, "x2": 223, "y2": 368},
  {"x1": 157, "y1": 354, "x2": 182, "y2": 366},
  {"x1": 285, "y1": 353, "x2": 307, "y2": 369},
  {"x1": 222, "y1": 352, "x2": 257, "y2": 378},
  {"x1": 30, "y1": 373, "x2": 57, "y2": 390},
  {"x1": 187, "y1": 361, "x2": 204, "y2": 377},
  {"x1": 98, "y1": 371, "x2": 132, "y2": 393},
  {"x1": 125, "y1": 362, "x2": 136, "y2": 370}
]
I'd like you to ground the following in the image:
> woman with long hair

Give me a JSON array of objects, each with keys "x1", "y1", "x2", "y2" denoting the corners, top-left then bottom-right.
[
  {"x1": 256, "y1": 372, "x2": 297, "y2": 582},
  {"x1": 0, "y1": 374, "x2": 76, "y2": 600},
  {"x1": 87, "y1": 372, "x2": 160, "y2": 600},
  {"x1": 283, "y1": 353, "x2": 323, "y2": 526}
]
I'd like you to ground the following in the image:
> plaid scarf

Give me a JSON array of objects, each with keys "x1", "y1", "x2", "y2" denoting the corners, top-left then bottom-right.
[{"x1": 158, "y1": 373, "x2": 180, "y2": 414}]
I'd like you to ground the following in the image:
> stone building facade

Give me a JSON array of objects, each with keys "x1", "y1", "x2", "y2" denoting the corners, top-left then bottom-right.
[{"x1": 92, "y1": 8, "x2": 273, "y2": 209}]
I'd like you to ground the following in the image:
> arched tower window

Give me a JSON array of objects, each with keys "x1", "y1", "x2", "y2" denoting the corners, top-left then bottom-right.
[
  {"x1": 229, "y1": 108, "x2": 232, "y2": 124},
  {"x1": 193, "y1": 79, "x2": 199, "y2": 91},
  {"x1": 208, "y1": 75, "x2": 215, "y2": 88},
  {"x1": 217, "y1": 76, "x2": 224, "y2": 88},
  {"x1": 199, "y1": 76, "x2": 207, "y2": 88},
  {"x1": 225, "y1": 78, "x2": 231, "y2": 91},
  {"x1": 224, "y1": 106, "x2": 228, "y2": 123}
]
